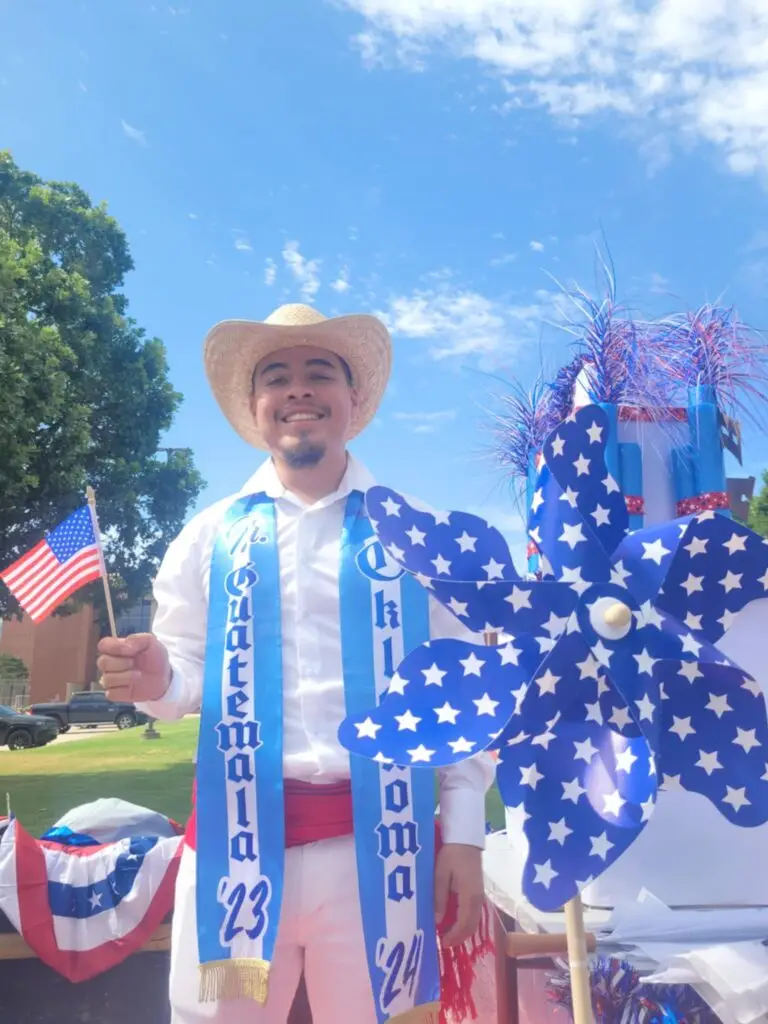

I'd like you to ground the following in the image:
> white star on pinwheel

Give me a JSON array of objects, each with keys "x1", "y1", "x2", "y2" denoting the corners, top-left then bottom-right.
[
  {"x1": 355, "y1": 717, "x2": 382, "y2": 739},
  {"x1": 521, "y1": 763, "x2": 544, "y2": 789},
  {"x1": 616, "y1": 747, "x2": 638, "y2": 773},
  {"x1": 642, "y1": 538, "x2": 671, "y2": 565},
  {"x1": 635, "y1": 694, "x2": 656, "y2": 721},
  {"x1": 681, "y1": 573, "x2": 704, "y2": 595},
  {"x1": 590, "y1": 833, "x2": 614, "y2": 860},
  {"x1": 455, "y1": 531, "x2": 477, "y2": 552},
  {"x1": 603, "y1": 789, "x2": 625, "y2": 817},
  {"x1": 559, "y1": 565, "x2": 590, "y2": 595},
  {"x1": 573, "y1": 454, "x2": 591, "y2": 476},
  {"x1": 408, "y1": 744, "x2": 436, "y2": 763},
  {"x1": 473, "y1": 692, "x2": 500, "y2": 716},
  {"x1": 720, "y1": 570, "x2": 743, "y2": 593},
  {"x1": 586, "y1": 421, "x2": 603, "y2": 444},
  {"x1": 504, "y1": 586, "x2": 532, "y2": 612},
  {"x1": 723, "y1": 787, "x2": 751, "y2": 812},
  {"x1": 431, "y1": 554, "x2": 452, "y2": 576},
  {"x1": 734, "y1": 728, "x2": 760, "y2": 753},
  {"x1": 435, "y1": 701, "x2": 461, "y2": 724},
  {"x1": 634, "y1": 648, "x2": 657, "y2": 675},
  {"x1": 536, "y1": 669, "x2": 560, "y2": 695},
  {"x1": 421, "y1": 663, "x2": 446, "y2": 686},
  {"x1": 696, "y1": 750, "x2": 723, "y2": 775},
  {"x1": 705, "y1": 693, "x2": 732, "y2": 718},
  {"x1": 459, "y1": 652, "x2": 485, "y2": 677},
  {"x1": 684, "y1": 536, "x2": 708, "y2": 557},
  {"x1": 531, "y1": 490, "x2": 545, "y2": 514},
  {"x1": 405, "y1": 525, "x2": 426, "y2": 546},
  {"x1": 678, "y1": 661, "x2": 703, "y2": 684},
  {"x1": 559, "y1": 522, "x2": 586, "y2": 549},
  {"x1": 562, "y1": 777, "x2": 587, "y2": 803},
  {"x1": 640, "y1": 797, "x2": 655, "y2": 822},
  {"x1": 609, "y1": 706, "x2": 633, "y2": 730},
  {"x1": 591, "y1": 504, "x2": 611, "y2": 527},
  {"x1": 574, "y1": 738, "x2": 598, "y2": 763},
  {"x1": 499, "y1": 643, "x2": 522, "y2": 665},
  {"x1": 533, "y1": 860, "x2": 558, "y2": 888},
  {"x1": 387, "y1": 542, "x2": 406, "y2": 562},
  {"x1": 448, "y1": 737, "x2": 476, "y2": 754},
  {"x1": 548, "y1": 818, "x2": 573, "y2": 845},
  {"x1": 724, "y1": 533, "x2": 748, "y2": 555},
  {"x1": 602, "y1": 473, "x2": 620, "y2": 494},
  {"x1": 577, "y1": 654, "x2": 600, "y2": 680},
  {"x1": 382, "y1": 496, "x2": 401, "y2": 516},
  {"x1": 447, "y1": 597, "x2": 468, "y2": 617},
  {"x1": 670, "y1": 716, "x2": 696, "y2": 740},
  {"x1": 551, "y1": 435, "x2": 565, "y2": 456},
  {"x1": 559, "y1": 485, "x2": 579, "y2": 509},
  {"x1": 482, "y1": 557, "x2": 506, "y2": 580},
  {"x1": 395, "y1": 710, "x2": 421, "y2": 732},
  {"x1": 388, "y1": 673, "x2": 408, "y2": 695}
]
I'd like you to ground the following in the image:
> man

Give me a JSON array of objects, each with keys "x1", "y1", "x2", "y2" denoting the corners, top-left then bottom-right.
[{"x1": 97, "y1": 303, "x2": 494, "y2": 1024}]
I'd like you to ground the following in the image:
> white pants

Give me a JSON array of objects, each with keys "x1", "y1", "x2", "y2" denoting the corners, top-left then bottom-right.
[{"x1": 170, "y1": 837, "x2": 378, "y2": 1024}]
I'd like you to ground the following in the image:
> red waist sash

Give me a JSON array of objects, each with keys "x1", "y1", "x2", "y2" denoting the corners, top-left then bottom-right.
[{"x1": 184, "y1": 779, "x2": 353, "y2": 851}]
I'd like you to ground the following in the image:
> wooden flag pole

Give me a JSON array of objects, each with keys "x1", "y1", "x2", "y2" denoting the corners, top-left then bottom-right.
[
  {"x1": 483, "y1": 629, "x2": 595, "y2": 1024},
  {"x1": 85, "y1": 486, "x2": 118, "y2": 638}
]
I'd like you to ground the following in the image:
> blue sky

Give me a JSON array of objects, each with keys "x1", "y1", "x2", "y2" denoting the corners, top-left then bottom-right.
[{"x1": 3, "y1": 0, "x2": 768, "y2": 560}]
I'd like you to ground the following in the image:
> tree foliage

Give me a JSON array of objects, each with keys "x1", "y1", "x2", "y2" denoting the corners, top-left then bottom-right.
[
  {"x1": 748, "y1": 471, "x2": 768, "y2": 538},
  {"x1": 0, "y1": 151, "x2": 204, "y2": 620},
  {"x1": 0, "y1": 653, "x2": 28, "y2": 680}
]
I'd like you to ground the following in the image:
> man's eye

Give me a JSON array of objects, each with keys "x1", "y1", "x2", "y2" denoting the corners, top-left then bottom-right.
[
  {"x1": 267, "y1": 377, "x2": 288, "y2": 387},
  {"x1": 310, "y1": 374, "x2": 332, "y2": 381}
]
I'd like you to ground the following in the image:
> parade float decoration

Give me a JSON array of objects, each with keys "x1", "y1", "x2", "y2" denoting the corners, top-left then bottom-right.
[{"x1": 338, "y1": 279, "x2": 768, "y2": 1022}]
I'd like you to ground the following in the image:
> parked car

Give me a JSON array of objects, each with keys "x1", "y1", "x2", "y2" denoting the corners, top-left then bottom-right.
[
  {"x1": 0, "y1": 704, "x2": 59, "y2": 750},
  {"x1": 27, "y1": 691, "x2": 149, "y2": 733}
]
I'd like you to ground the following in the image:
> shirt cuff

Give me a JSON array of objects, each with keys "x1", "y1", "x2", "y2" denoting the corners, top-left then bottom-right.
[
  {"x1": 134, "y1": 668, "x2": 188, "y2": 721},
  {"x1": 438, "y1": 783, "x2": 488, "y2": 849}
]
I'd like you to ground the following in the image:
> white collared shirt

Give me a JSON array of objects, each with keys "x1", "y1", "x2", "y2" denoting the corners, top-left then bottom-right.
[{"x1": 139, "y1": 455, "x2": 494, "y2": 848}]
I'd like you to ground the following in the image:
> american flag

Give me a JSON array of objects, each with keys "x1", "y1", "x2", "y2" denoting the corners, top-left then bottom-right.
[
  {"x1": 338, "y1": 405, "x2": 768, "y2": 913},
  {"x1": 0, "y1": 506, "x2": 104, "y2": 623}
]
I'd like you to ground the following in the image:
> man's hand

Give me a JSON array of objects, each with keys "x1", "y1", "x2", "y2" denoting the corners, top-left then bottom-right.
[
  {"x1": 434, "y1": 843, "x2": 485, "y2": 948},
  {"x1": 96, "y1": 633, "x2": 171, "y2": 704}
]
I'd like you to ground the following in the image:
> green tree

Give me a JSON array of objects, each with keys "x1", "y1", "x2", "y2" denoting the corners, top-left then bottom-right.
[
  {"x1": 0, "y1": 653, "x2": 28, "y2": 681},
  {"x1": 0, "y1": 151, "x2": 204, "y2": 620},
  {"x1": 748, "y1": 471, "x2": 768, "y2": 538}
]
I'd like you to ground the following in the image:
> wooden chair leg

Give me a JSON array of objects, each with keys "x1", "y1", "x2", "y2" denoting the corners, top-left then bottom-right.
[{"x1": 494, "y1": 912, "x2": 519, "y2": 1024}]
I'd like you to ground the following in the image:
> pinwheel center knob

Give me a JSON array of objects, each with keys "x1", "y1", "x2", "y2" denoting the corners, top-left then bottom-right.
[{"x1": 589, "y1": 597, "x2": 633, "y2": 640}]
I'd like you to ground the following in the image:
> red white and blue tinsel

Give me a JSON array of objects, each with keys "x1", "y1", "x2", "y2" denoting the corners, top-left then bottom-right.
[{"x1": 547, "y1": 958, "x2": 720, "y2": 1024}]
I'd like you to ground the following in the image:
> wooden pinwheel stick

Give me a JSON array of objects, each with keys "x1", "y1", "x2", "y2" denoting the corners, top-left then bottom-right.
[
  {"x1": 86, "y1": 485, "x2": 118, "y2": 638},
  {"x1": 482, "y1": 630, "x2": 595, "y2": 1024},
  {"x1": 564, "y1": 896, "x2": 595, "y2": 1024}
]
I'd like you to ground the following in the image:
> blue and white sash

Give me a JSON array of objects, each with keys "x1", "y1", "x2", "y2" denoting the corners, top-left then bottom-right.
[{"x1": 196, "y1": 490, "x2": 440, "y2": 1023}]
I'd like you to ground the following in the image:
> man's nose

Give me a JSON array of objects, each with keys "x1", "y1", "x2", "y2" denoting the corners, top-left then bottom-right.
[{"x1": 287, "y1": 383, "x2": 315, "y2": 399}]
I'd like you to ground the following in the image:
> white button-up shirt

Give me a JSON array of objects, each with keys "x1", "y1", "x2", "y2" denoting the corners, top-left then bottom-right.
[{"x1": 139, "y1": 455, "x2": 494, "y2": 848}]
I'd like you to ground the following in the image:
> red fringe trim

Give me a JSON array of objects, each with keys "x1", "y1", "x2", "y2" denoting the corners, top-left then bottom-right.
[{"x1": 438, "y1": 900, "x2": 494, "y2": 1024}]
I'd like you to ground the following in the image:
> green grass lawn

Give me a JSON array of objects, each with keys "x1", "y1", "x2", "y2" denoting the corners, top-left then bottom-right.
[{"x1": 3, "y1": 718, "x2": 504, "y2": 836}]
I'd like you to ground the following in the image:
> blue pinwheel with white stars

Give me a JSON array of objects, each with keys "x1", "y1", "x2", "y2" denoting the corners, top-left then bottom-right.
[{"x1": 338, "y1": 404, "x2": 768, "y2": 912}]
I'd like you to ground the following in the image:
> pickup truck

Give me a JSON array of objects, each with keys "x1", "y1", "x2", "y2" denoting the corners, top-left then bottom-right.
[{"x1": 27, "y1": 691, "x2": 149, "y2": 733}]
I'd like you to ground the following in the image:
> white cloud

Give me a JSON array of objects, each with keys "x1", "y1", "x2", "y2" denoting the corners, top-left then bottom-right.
[
  {"x1": 337, "y1": 0, "x2": 768, "y2": 175},
  {"x1": 529, "y1": 240, "x2": 545, "y2": 252},
  {"x1": 234, "y1": 236, "x2": 253, "y2": 253},
  {"x1": 282, "y1": 240, "x2": 321, "y2": 300},
  {"x1": 392, "y1": 409, "x2": 457, "y2": 433},
  {"x1": 188, "y1": 213, "x2": 198, "y2": 220},
  {"x1": 121, "y1": 119, "x2": 147, "y2": 145},
  {"x1": 264, "y1": 258, "x2": 277, "y2": 286},
  {"x1": 331, "y1": 265, "x2": 352, "y2": 292},
  {"x1": 490, "y1": 252, "x2": 518, "y2": 266},
  {"x1": 376, "y1": 281, "x2": 564, "y2": 360}
]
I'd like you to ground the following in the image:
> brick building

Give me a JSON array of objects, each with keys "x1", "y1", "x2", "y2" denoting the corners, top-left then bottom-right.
[{"x1": 0, "y1": 598, "x2": 153, "y2": 706}]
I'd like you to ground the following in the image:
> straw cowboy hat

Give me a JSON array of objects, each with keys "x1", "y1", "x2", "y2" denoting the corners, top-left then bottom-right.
[{"x1": 203, "y1": 303, "x2": 392, "y2": 449}]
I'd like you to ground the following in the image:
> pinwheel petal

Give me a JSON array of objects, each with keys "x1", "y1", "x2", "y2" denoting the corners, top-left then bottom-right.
[
  {"x1": 428, "y1": 578, "x2": 578, "y2": 637},
  {"x1": 497, "y1": 717, "x2": 657, "y2": 913},
  {"x1": 365, "y1": 487, "x2": 518, "y2": 583},
  {"x1": 536, "y1": 405, "x2": 629, "y2": 558},
  {"x1": 337, "y1": 636, "x2": 542, "y2": 768},
  {"x1": 655, "y1": 660, "x2": 768, "y2": 827},
  {"x1": 655, "y1": 513, "x2": 768, "y2": 646},
  {"x1": 609, "y1": 518, "x2": 692, "y2": 606}
]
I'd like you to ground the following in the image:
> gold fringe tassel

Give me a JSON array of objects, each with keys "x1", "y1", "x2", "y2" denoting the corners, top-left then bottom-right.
[
  {"x1": 389, "y1": 1000, "x2": 441, "y2": 1024},
  {"x1": 198, "y1": 958, "x2": 270, "y2": 1004}
]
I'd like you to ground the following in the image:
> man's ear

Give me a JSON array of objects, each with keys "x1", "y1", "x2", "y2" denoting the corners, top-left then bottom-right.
[{"x1": 349, "y1": 386, "x2": 360, "y2": 419}]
